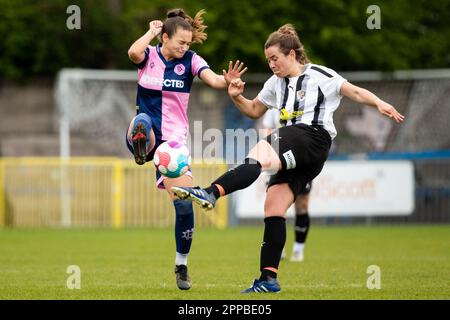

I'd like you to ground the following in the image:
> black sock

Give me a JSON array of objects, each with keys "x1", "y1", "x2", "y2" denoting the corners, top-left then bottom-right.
[
  {"x1": 259, "y1": 216, "x2": 286, "y2": 281},
  {"x1": 205, "y1": 158, "x2": 261, "y2": 197},
  {"x1": 204, "y1": 185, "x2": 221, "y2": 199},
  {"x1": 295, "y1": 213, "x2": 310, "y2": 243},
  {"x1": 260, "y1": 269, "x2": 277, "y2": 281}
]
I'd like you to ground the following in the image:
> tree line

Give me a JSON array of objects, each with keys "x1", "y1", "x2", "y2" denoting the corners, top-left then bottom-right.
[{"x1": 0, "y1": 0, "x2": 448, "y2": 79}]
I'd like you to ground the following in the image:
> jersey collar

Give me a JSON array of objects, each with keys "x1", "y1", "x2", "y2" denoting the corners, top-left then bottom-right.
[
  {"x1": 285, "y1": 63, "x2": 311, "y2": 81},
  {"x1": 157, "y1": 43, "x2": 186, "y2": 66},
  {"x1": 156, "y1": 43, "x2": 170, "y2": 65}
]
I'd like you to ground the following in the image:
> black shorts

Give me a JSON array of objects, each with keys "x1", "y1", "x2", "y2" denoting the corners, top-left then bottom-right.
[
  {"x1": 301, "y1": 180, "x2": 313, "y2": 195},
  {"x1": 265, "y1": 124, "x2": 331, "y2": 198}
]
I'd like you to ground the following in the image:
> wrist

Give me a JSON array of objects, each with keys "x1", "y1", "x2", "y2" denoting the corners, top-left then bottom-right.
[{"x1": 373, "y1": 95, "x2": 383, "y2": 106}]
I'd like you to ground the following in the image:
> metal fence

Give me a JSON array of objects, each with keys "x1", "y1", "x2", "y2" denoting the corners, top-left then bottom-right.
[
  {"x1": 1, "y1": 155, "x2": 449, "y2": 228},
  {"x1": 0, "y1": 157, "x2": 228, "y2": 228}
]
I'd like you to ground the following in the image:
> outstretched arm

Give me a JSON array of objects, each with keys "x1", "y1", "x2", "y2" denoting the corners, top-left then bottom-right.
[
  {"x1": 228, "y1": 79, "x2": 268, "y2": 119},
  {"x1": 128, "y1": 20, "x2": 163, "y2": 64},
  {"x1": 200, "y1": 60, "x2": 247, "y2": 90},
  {"x1": 340, "y1": 81, "x2": 405, "y2": 123}
]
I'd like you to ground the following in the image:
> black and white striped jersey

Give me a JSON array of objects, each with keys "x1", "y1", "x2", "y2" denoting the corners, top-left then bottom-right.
[
  {"x1": 262, "y1": 107, "x2": 280, "y2": 130},
  {"x1": 257, "y1": 63, "x2": 347, "y2": 139}
]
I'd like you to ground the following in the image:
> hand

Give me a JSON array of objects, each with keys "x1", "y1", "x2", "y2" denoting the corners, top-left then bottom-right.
[
  {"x1": 223, "y1": 60, "x2": 248, "y2": 85},
  {"x1": 228, "y1": 78, "x2": 245, "y2": 98},
  {"x1": 149, "y1": 20, "x2": 163, "y2": 37},
  {"x1": 377, "y1": 101, "x2": 405, "y2": 123}
]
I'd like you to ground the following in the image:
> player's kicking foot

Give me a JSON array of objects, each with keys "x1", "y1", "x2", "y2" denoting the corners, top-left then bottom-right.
[
  {"x1": 175, "y1": 265, "x2": 191, "y2": 290},
  {"x1": 241, "y1": 277, "x2": 281, "y2": 293},
  {"x1": 171, "y1": 187, "x2": 216, "y2": 211},
  {"x1": 132, "y1": 123, "x2": 147, "y2": 165}
]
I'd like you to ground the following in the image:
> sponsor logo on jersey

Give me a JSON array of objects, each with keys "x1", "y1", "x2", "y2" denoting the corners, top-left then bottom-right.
[
  {"x1": 280, "y1": 108, "x2": 304, "y2": 121},
  {"x1": 283, "y1": 150, "x2": 297, "y2": 170},
  {"x1": 140, "y1": 75, "x2": 185, "y2": 88}
]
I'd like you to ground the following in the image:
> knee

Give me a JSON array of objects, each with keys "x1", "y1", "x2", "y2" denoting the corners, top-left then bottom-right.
[
  {"x1": 295, "y1": 196, "x2": 309, "y2": 214},
  {"x1": 264, "y1": 203, "x2": 286, "y2": 218},
  {"x1": 264, "y1": 212, "x2": 285, "y2": 220},
  {"x1": 247, "y1": 156, "x2": 280, "y2": 175},
  {"x1": 135, "y1": 113, "x2": 152, "y2": 124}
]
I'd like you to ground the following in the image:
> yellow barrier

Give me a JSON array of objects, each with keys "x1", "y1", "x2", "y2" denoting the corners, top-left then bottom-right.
[
  {"x1": 0, "y1": 158, "x2": 228, "y2": 229},
  {"x1": 0, "y1": 160, "x2": 4, "y2": 227},
  {"x1": 112, "y1": 161, "x2": 124, "y2": 229}
]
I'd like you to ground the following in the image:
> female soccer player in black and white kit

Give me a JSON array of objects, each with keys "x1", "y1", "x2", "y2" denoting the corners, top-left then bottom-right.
[
  {"x1": 172, "y1": 24, "x2": 404, "y2": 293},
  {"x1": 262, "y1": 109, "x2": 312, "y2": 263}
]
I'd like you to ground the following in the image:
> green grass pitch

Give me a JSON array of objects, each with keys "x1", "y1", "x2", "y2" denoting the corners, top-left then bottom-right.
[{"x1": 0, "y1": 225, "x2": 449, "y2": 299}]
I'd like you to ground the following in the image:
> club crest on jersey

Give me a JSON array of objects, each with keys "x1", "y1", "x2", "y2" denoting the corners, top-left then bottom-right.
[
  {"x1": 174, "y1": 64, "x2": 186, "y2": 76},
  {"x1": 297, "y1": 90, "x2": 306, "y2": 101}
]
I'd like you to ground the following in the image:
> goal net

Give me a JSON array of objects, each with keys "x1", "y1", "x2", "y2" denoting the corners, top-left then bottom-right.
[
  {"x1": 55, "y1": 68, "x2": 450, "y2": 158},
  {"x1": 55, "y1": 69, "x2": 137, "y2": 158}
]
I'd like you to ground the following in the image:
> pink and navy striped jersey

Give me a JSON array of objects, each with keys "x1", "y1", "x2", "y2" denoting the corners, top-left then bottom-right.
[{"x1": 134, "y1": 43, "x2": 209, "y2": 144}]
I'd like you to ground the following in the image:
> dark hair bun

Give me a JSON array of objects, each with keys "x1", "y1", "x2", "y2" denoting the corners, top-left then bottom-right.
[{"x1": 167, "y1": 8, "x2": 186, "y2": 19}]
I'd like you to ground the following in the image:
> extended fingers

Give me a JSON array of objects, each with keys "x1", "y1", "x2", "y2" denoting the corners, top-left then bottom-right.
[
  {"x1": 386, "y1": 107, "x2": 405, "y2": 123},
  {"x1": 236, "y1": 61, "x2": 245, "y2": 72},
  {"x1": 394, "y1": 111, "x2": 405, "y2": 123},
  {"x1": 239, "y1": 66, "x2": 248, "y2": 76},
  {"x1": 233, "y1": 60, "x2": 240, "y2": 72},
  {"x1": 229, "y1": 60, "x2": 245, "y2": 72}
]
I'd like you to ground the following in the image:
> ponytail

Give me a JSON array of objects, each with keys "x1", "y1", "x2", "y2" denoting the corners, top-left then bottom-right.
[{"x1": 162, "y1": 8, "x2": 208, "y2": 44}]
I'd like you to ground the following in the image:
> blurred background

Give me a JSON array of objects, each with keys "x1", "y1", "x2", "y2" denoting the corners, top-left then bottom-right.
[{"x1": 0, "y1": 0, "x2": 449, "y2": 228}]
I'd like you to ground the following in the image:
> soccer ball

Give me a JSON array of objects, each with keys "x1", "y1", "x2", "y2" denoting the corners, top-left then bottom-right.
[{"x1": 154, "y1": 141, "x2": 191, "y2": 178}]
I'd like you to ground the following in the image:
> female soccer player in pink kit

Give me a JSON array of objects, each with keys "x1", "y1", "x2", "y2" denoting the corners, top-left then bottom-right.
[{"x1": 126, "y1": 8, "x2": 246, "y2": 290}]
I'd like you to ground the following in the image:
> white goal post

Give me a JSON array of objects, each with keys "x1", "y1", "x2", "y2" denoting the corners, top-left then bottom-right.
[{"x1": 55, "y1": 69, "x2": 138, "y2": 158}]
